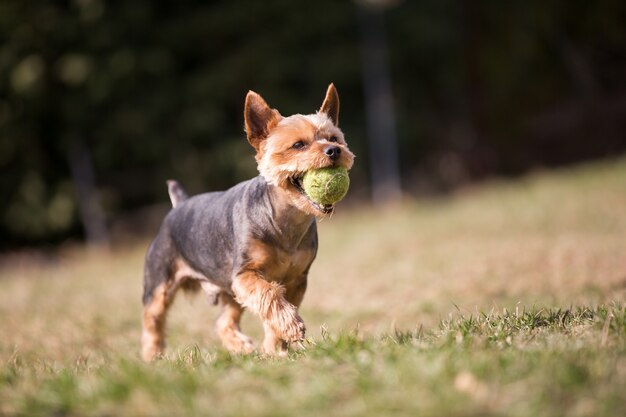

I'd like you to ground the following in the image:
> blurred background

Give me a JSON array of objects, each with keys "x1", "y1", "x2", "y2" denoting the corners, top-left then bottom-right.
[{"x1": 1, "y1": 0, "x2": 625, "y2": 249}]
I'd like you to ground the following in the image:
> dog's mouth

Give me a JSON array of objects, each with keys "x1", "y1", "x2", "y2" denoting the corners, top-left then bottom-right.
[{"x1": 289, "y1": 175, "x2": 335, "y2": 215}]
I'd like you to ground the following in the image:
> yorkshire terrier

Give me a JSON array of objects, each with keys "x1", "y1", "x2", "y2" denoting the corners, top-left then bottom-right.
[{"x1": 141, "y1": 84, "x2": 354, "y2": 361}]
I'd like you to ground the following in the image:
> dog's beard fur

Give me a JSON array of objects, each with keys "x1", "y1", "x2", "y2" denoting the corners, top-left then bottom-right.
[{"x1": 255, "y1": 113, "x2": 354, "y2": 217}]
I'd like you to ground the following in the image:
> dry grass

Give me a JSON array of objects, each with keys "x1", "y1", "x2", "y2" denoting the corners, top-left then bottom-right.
[
  {"x1": 308, "y1": 157, "x2": 626, "y2": 331},
  {"x1": 1, "y1": 156, "x2": 625, "y2": 416}
]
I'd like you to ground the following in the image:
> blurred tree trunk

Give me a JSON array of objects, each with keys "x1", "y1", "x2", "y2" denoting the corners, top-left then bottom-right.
[
  {"x1": 558, "y1": 36, "x2": 599, "y2": 99},
  {"x1": 68, "y1": 143, "x2": 109, "y2": 249},
  {"x1": 357, "y1": 4, "x2": 402, "y2": 204},
  {"x1": 459, "y1": 0, "x2": 497, "y2": 178}
]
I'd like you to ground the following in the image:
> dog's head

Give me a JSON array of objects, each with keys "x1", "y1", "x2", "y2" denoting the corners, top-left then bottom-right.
[{"x1": 244, "y1": 84, "x2": 354, "y2": 216}]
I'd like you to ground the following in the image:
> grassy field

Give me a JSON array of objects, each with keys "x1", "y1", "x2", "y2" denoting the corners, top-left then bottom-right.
[{"x1": 1, "y1": 157, "x2": 625, "y2": 416}]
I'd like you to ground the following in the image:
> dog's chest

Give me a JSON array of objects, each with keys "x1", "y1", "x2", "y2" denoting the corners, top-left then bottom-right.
[
  {"x1": 271, "y1": 245, "x2": 316, "y2": 285},
  {"x1": 246, "y1": 237, "x2": 316, "y2": 282}
]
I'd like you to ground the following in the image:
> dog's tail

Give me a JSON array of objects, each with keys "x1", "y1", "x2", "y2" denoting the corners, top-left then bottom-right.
[{"x1": 166, "y1": 180, "x2": 189, "y2": 208}]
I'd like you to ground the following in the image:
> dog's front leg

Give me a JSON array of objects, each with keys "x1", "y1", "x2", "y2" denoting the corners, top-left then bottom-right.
[{"x1": 232, "y1": 271, "x2": 305, "y2": 355}]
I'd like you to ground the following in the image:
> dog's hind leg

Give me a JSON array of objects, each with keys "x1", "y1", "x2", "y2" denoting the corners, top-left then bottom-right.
[
  {"x1": 141, "y1": 282, "x2": 175, "y2": 361},
  {"x1": 215, "y1": 293, "x2": 255, "y2": 354},
  {"x1": 141, "y1": 235, "x2": 177, "y2": 362}
]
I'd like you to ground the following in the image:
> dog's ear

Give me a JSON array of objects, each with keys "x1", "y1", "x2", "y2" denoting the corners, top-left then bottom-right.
[
  {"x1": 320, "y1": 83, "x2": 340, "y2": 126},
  {"x1": 244, "y1": 91, "x2": 281, "y2": 149}
]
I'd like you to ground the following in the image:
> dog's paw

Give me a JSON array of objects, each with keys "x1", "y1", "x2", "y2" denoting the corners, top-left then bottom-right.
[
  {"x1": 271, "y1": 304, "x2": 306, "y2": 343},
  {"x1": 141, "y1": 336, "x2": 165, "y2": 362},
  {"x1": 222, "y1": 331, "x2": 256, "y2": 354},
  {"x1": 283, "y1": 313, "x2": 306, "y2": 343}
]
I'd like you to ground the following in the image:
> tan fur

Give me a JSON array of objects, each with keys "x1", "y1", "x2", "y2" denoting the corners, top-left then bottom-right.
[
  {"x1": 242, "y1": 238, "x2": 314, "y2": 285},
  {"x1": 143, "y1": 85, "x2": 353, "y2": 360},
  {"x1": 255, "y1": 114, "x2": 354, "y2": 217},
  {"x1": 142, "y1": 257, "x2": 222, "y2": 361},
  {"x1": 237, "y1": 85, "x2": 353, "y2": 351},
  {"x1": 231, "y1": 237, "x2": 313, "y2": 353},
  {"x1": 141, "y1": 282, "x2": 174, "y2": 361},
  {"x1": 232, "y1": 271, "x2": 305, "y2": 351},
  {"x1": 244, "y1": 91, "x2": 282, "y2": 149},
  {"x1": 215, "y1": 293, "x2": 255, "y2": 353},
  {"x1": 232, "y1": 88, "x2": 354, "y2": 354},
  {"x1": 320, "y1": 83, "x2": 340, "y2": 125}
]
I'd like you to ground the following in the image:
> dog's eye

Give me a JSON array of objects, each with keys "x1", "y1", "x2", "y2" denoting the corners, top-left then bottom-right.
[
  {"x1": 329, "y1": 136, "x2": 338, "y2": 143},
  {"x1": 292, "y1": 141, "x2": 306, "y2": 149}
]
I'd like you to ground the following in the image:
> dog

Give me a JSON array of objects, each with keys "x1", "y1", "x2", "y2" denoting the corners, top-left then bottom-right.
[{"x1": 141, "y1": 84, "x2": 354, "y2": 361}]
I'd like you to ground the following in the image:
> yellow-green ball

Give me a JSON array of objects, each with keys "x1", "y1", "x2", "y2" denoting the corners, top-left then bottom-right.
[{"x1": 302, "y1": 167, "x2": 350, "y2": 206}]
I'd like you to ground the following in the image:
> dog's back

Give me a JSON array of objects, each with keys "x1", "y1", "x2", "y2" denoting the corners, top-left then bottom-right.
[{"x1": 164, "y1": 177, "x2": 265, "y2": 286}]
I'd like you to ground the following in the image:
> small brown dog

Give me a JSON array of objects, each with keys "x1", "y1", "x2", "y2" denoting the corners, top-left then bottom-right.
[{"x1": 141, "y1": 84, "x2": 354, "y2": 361}]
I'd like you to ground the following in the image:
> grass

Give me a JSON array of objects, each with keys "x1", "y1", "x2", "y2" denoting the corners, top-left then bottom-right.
[{"x1": 1, "y1": 156, "x2": 626, "y2": 416}]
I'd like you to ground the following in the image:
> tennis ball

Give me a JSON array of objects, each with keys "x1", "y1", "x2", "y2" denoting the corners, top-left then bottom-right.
[{"x1": 302, "y1": 167, "x2": 350, "y2": 206}]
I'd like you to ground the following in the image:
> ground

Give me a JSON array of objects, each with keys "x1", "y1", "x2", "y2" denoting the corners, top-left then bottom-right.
[{"x1": 1, "y1": 157, "x2": 625, "y2": 416}]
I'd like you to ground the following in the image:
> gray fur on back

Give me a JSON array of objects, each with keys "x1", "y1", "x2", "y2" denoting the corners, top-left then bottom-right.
[{"x1": 149, "y1": 176, "x2": 317, "y2": 293}]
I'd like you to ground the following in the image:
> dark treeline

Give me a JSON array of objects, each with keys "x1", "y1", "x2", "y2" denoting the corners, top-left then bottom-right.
[{"x1": 1, "y1": 0, "x2": 625, "y2": 247}]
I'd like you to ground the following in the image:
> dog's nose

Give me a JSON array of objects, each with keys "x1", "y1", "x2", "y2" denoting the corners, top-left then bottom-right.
[{"x1": 324, "y1": 145, "x2": 341, "y2": 161}]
